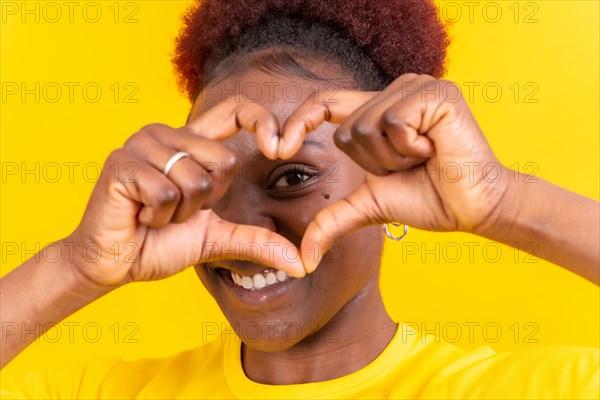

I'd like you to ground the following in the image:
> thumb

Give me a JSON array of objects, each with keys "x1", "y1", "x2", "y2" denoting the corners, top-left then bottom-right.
[
  {"x1": 300, "y1": 182, "x2": 382, "y2": 273},
  {"x1": 204, "y1": 217, "x2": 307, "y2": 278}
]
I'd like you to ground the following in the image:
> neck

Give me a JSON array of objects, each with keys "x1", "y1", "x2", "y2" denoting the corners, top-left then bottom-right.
[{"x1": 241, "y1": 277, "x2": 397, "y2": 384}]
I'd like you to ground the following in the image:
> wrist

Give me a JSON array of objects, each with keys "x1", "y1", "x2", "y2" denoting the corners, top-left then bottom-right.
[
  {"x1": 55, "y1": 237, "x2": 119, "y2": 301},
  {"x1": 471, "y1": 168, "x2": 523, "y2": 240}
]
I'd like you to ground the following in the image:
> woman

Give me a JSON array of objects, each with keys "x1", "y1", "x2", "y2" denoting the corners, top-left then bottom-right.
[{"x1": 1, "y1": 0, "x2": 598, "y2": 398}]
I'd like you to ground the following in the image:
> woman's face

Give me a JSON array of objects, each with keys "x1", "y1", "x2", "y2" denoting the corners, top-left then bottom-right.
[{"x1": 191, "y1": 68, "x2": 384, "y2": 351}]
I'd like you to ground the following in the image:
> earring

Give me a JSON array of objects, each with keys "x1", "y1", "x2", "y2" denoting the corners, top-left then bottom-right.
[{"x1": 383, "y1": 223, "x2": 409, "y2": 241}]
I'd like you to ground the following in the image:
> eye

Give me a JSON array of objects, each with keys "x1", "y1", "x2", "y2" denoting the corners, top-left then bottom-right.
[
  {"x1": 266, "y1": 164, "x2": 318, "y2": 191},
  {"x1": 272, "y1": 167, "x2": 311, "y2": 188}
]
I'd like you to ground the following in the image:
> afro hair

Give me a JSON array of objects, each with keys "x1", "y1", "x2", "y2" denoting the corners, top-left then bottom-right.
[{"x1": 173, "y1": 0, "x2": 449, "y2": 102}]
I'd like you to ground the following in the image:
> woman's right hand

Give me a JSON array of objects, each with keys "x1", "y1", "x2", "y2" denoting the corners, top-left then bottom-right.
[{"x1": 66, "y1": 99, "x2": 305, "y2": 288}]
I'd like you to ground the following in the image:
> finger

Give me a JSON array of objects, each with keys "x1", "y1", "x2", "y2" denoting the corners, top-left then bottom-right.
[
  {"x1": 127, "y1": 124, "x2": 239, "y2": 220},
  {"x1": 158, "y1": 126, "x2": 237, "y2": 169},
  {"x1": 300, "y1": 182, "x2": 381, "y2": 273},
  {"x1": 163, "y1": 155, "x2": 214, "y2": 222},
  {"x1": 125, "y1": 128, "x2": 218, "y2": 222},
  {"x1": 187, "y1": 98, "x2": 281, "y2": 160},
  {"x1": 151, "y1": 127, "x2": 238, "y2": 211},
  {"x1": 382, "y1": 104, "x2": 436, "y2": 158},
  {"x1": 340, "y1": 75, "x2": 436, "y2": 161},
  {"x1": 337, "y1": 119, "x2": 427, "y2": 174},
  {"x1": 331, "y1": 81, "x2": 429, "y2": 173},
  {"x1": 332, "y1": 134, "x2": 391, "y2": 176},
  {"x1": 108, "y1": 150, "x2": 181, "y2": 228},
  {"x1": 203, "y1": 215, "x2": 306, "y2": 278},
  {"x1": 383, "y1": 79, "x2": 461, "y2": 154},
  {"x1": 280, "y1": 90, "x2": 378, "y2": 159}
]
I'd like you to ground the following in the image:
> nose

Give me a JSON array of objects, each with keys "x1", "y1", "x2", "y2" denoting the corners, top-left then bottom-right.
[
  {"x1": 208, "y1": 184, "x2": 285, "y2": 274},
  {"x1": 213, "y1": 183, "x2": 277, "y2": 232}
]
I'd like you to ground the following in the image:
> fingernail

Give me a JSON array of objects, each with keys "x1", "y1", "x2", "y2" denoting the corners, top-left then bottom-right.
[
  {"x1": 291, "y1": 268, "x2": 306, "y2": 279},
  {"x1": 278, "y1": 139, "x2": 287, "y2": 159},
  {"x1": 271, "y1": 135, "x2": 279, "y2": 159}
]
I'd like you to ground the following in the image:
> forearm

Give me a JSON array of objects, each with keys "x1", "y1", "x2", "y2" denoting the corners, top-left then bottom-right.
[
  {"x1": 0, "y1": 239, "x2": 113, "y2": 369},
  {"x1": 478, "y1": 170, "x2": 599, "y2": 285}
]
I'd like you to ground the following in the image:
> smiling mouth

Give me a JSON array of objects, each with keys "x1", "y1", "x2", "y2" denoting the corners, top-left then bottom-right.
[{"x1": 217, "y1": 267, "x2": 293, "y2": 291}]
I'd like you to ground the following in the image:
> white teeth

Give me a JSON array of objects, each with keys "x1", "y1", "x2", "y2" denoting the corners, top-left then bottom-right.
[
  {"x1": 276, "y1": 270, "x2": 287, "y2": 282},
  {"x1": 229, "y1": 269, "x2": 292, "y2": 291},
  {"x1": 265, "y1": 272, "x2": 277, "y2": 285},
  {"x1": 241, "y1": 276, "x2": 253, "y2": 289},
  {"x1": 253, "y1": 274, "x2": 266, "y2": 289}
]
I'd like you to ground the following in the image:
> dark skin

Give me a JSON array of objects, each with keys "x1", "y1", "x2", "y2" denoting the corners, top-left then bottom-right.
[
  {"x1": 190, "y1": 71, "x2": 396, "y2": 383},
  {"x1": 1, "y1": 58, "x2": 597, "y2": 385}
]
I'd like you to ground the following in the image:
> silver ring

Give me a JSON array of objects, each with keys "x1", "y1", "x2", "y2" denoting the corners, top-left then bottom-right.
[
  {"x1": 383, "y1": 223, "x2": 409, "y2": 241},
  {"x1": 163, "y1": 151, "x2": 189, "y2": 176}
]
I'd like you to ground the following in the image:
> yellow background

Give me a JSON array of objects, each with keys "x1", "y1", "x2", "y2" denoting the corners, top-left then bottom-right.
[{"x1": 1, "y1": 0, "x2": 598, "y2": 377}]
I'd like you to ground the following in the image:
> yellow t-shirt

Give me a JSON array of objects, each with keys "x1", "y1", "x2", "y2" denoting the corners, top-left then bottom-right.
[{"x1": 2, "y1": 323, "x2": 598, "y2": 399}]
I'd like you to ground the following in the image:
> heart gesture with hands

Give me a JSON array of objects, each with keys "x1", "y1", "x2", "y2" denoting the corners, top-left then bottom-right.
[{"x1": 68, "y1": 73, "x2": 516, "y2": 286}]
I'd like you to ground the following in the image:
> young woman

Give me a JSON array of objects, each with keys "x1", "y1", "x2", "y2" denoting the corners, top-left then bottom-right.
[{"x1": 2, "y1": 0, "x2": 598, "y2": 398}]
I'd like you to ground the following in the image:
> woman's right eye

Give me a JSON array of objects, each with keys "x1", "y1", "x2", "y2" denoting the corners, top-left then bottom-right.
[
  {"x1": 272, "y1": 171, "x2": 311, "y2": 188},
  {"x1": 266, "y1": 164, "x2": 318, "y2": 191}
]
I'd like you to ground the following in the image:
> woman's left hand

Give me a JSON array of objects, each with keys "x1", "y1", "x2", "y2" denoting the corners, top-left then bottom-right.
[{"x1": 281, "y1": 74, "x2": 511, "y2": 273}]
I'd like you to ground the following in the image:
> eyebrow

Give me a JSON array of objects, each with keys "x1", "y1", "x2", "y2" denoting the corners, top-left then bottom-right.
[{"x1": 302, "y1": 139, "x2": 325, "y2": 149}]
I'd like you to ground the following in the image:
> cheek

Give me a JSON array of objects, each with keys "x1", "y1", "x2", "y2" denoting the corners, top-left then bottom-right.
[
  {"x1": 267, "y1": 195, "x2": 325, "y2": 250},
  {"x1": 322, "y1": 225, "x2": 384, "y2": 279},
  {"x1": 332, "y1": 230, "x2": 383, "y2": 306},
  {"x1": 327, "y1": 157, "x2": 366, "y2": 200}
]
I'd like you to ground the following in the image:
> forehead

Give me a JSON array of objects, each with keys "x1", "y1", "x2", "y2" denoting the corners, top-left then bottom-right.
[
  {"x1": 191, "y1": 70, "x2": 326, "y2": 120},
  {"x1": 189, "y1": 70, "x2": 338, "y2": 155}
]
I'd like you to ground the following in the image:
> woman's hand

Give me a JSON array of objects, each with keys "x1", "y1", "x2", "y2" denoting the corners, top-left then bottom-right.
[
  {"x1": 1, "y1": 99, "x2": 307, "y2": 368},
  {"x1": 281, "y1": 74, "x2": 511, "y2": 273},
  {"x1": 67, "y1": 99, "x2": 305, "y2": 287}
]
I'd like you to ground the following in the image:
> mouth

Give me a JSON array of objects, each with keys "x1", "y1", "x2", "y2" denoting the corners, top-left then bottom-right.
[{"x1": 210, "y1": 263, "x2": 300, "y2": 308}]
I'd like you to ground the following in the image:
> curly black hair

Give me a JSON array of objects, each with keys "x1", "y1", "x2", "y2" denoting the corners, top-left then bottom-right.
[{"x1": 173, "y1": 0, "x2": 449, "y2": 102}]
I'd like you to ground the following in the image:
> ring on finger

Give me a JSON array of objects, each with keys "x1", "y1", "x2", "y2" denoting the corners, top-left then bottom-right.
[{"x1": 163, "y1": 151, "x2": 189, "y2": 176}]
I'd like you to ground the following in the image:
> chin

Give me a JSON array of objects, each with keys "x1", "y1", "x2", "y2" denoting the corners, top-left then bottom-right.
[
  {"x1": 232, "y1": 321, "x2": 312, "y2": 352},
  {"x1": 195, "y1": 262, "x2": 323, "y2": 349}
]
